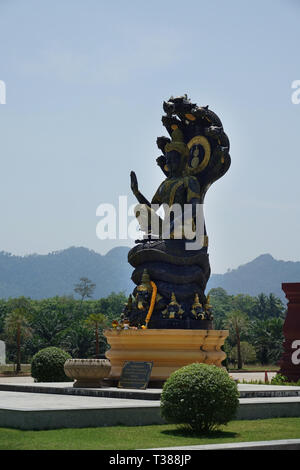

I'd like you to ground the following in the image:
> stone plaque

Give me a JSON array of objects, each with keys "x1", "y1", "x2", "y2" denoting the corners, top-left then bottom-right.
[{"x1": 118, "y1": 361, "x2": 153, "y2": 389}]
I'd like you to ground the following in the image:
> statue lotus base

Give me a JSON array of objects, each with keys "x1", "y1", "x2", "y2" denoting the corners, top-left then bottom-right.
[{"x1": 104, "y1": 329, "x2": 228, "y2": 383}]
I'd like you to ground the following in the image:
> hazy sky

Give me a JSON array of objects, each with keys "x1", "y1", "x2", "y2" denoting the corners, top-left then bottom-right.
[{"x1": 0, "y1": 0, "x2": 300, "y2": 273}]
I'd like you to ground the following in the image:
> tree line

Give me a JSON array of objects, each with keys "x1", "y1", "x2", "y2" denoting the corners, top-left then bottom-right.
[
  {"x1": 209, "y1": 287, "x2": 286, "y2": 368},
  {"x1": 0, "y1": 279, "x2": 286, "y2": 371},
  {"x1": 0, "y1": 279, "x2": 127, "y2": 371}
]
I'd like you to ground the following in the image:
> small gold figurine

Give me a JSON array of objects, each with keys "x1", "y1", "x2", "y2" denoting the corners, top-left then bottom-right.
[
  {"x1": 162, "y1": 292, "x2": 184, "y2": 320},
  {"x1": 204, "y1": 294, "x2": 213, "y2": 321},
  {"x1": 191, "y1": 293, "x2": 205, "y2": 320},
  {"x1": 136, "y1": 269, "x2": 152, "y2": 311}
]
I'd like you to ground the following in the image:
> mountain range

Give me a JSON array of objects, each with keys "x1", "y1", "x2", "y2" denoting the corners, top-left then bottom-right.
[{"x1": 0, "y1": 247, "x2": 298, "y2": 301}]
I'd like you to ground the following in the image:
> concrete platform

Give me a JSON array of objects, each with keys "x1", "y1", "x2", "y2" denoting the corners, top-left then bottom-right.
[
  {"x1": 0, "y1": 390, "x2": 162, "y2": 429},
  {"x1": 238, "y1": 383, "x2": 300, "y2": 398},
  {"x1": 0, "y1": 379, "x2": 300, "y2": 429},
  {"x1": 0, "y1": 381, "x2": 162, "y2": 400},
  {"x1": 1, "y1": 380, "x2": 300, "y2": 400}
]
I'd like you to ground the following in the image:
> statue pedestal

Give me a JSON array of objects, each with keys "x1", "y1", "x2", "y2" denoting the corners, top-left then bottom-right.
[{"x1": 104, "y1": 329, "x2": 228, "y2": 383}]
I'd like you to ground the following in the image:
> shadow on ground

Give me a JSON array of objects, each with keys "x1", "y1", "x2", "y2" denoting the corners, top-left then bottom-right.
[{"x1": 161, "y1": 427, "x2": 238, "y2": 440}]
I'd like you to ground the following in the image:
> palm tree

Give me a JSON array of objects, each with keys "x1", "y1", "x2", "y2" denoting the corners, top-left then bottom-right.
[
  {"x1": 249, "y1": 317, "x2": 284, "y2": 365},
  {"x1": 224, "y1": 310, "x2": 249, "y2": 369},
  {"x1": 59, "y1": 321, "x2": 95, "y2": 358},
  {"x1": 85, "y1": 313, "x2": 107, "y2": 358},
  {"x1": 267, "y1": 293, "x2": 285, "y2": 319},
  {"x1": 4, "y1": 308, "x2": 32, "y2": 373}
]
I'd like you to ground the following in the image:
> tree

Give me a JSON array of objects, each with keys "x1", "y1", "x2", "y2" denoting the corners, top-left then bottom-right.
[
  {"x1": 0, "y1": 299, "x2": 9, "y2": 336},
  {"x1": 248, "y1": 317, "x2": 284, "y2": 364},
  {"x1": 252, "y1": 293, "x2": 285, "y2": 321},
  {"x1": 224, "y1": 310, "x2": 249, "y2": 369},
  {"x1": 253, "y1": 293, "x2": 268, "y2": 320},
  {"x1": 74, "y1": 277, "x2": 96, "y2": 304},
  {"x1": 7, "y1": 296, "x2": 32, "y2": 313},
  {"x1": 30, "y1": 309, "x2": 67, "y2": 348},
  {"x1": 85, "y1": 313, "x2": 108, "y2": 357},
  {"x1": 208, "y1": 288, "x2": 233, "y2": 329},
  {"x1": 267, "y1": 293, "x2": 285, "y2": 319},
  {"x1": 230, "y1": 341, "x2": 256, "y2": 365},
  {"x1": 232, "y1": 294, "x2": 256, "y2": 317},
  {"x1": 58, "y1": 321, "x2": 95, "y2": 358},
  {"x1": 4, "y1": 308, "x2": 32, "y2": 372},
  {"x1": 97, "y1": 291, "x2": 127, "y2": 323}
]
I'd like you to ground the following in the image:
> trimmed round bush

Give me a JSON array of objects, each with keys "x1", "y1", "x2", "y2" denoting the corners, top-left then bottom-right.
[
  {"x1": 160, "y1": 363, "x2": 239, "y2": 433},
  {"x1": 31, "y1": 347, "x2": 72, "y2": 382}
]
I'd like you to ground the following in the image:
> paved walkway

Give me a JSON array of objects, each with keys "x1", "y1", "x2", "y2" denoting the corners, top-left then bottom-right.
[
  {"x1": 0, "y1": 389, "x2": 159, "y2": 410},
  {"x1": 0, "y1": 371, "x2": 278, "y2": 385},
  {"x1": 0, "y1": 376, "x2": 34, "y2": 384},
  {"x1": 147, "y1": 439, "x2": 300, "y2": 450}
]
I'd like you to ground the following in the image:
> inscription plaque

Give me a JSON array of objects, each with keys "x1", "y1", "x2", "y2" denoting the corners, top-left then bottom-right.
[{"x1": 118, "y1": 361, "x2": 153, "y2": 389}]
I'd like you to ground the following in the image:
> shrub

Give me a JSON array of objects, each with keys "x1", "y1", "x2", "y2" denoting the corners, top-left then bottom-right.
[
  {"x1": 31, "y1": 347, "x2": 72, "y2": 382},
  {"x1": 160, "y1": 363, "x2": 239, "y2": 433},
  {"x1": 271, "y1": 373, "x2": 288, "y2": 385},
  {"x1": 271, "y1": 373, "x2": 300, "y2": 386}
]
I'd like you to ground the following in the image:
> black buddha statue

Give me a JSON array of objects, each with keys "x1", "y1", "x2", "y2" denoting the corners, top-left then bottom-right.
[{"x1": 126, "y1": 95, "x2": 230, "y2": 330}]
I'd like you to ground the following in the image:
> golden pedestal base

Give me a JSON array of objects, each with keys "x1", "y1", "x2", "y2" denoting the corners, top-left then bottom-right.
[{"x1": 104, "y1": 329, "x2": 229, "y2": 382}]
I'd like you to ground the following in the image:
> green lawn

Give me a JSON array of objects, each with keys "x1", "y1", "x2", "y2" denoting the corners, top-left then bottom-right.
[
  {"x1": 0, "y1": 364, "x2": 31, "y2": 375},
  {"x1": 0, "y1": 418, "x2": 300, "y2": 450}
]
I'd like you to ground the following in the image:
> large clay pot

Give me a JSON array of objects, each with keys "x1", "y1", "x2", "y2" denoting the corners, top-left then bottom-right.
[{"x1": 64, "y1": 358, "x2": 111, "y2": 388}]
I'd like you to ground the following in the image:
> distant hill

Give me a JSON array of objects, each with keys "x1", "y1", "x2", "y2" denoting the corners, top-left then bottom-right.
[
  {"x1": 0, "y1": 248, "x2": 299, "y2": 301},
  {"x1": 208, "y1": 253, "x2": 300, "y2": 301},
  {"x1": 0, "y1": 247, "x2": 133, "y2": 299}
]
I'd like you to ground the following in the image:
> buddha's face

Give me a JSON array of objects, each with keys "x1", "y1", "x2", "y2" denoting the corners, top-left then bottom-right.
[{"x1": 165, "y1": 150, "x2": 182, "y2": 176}]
